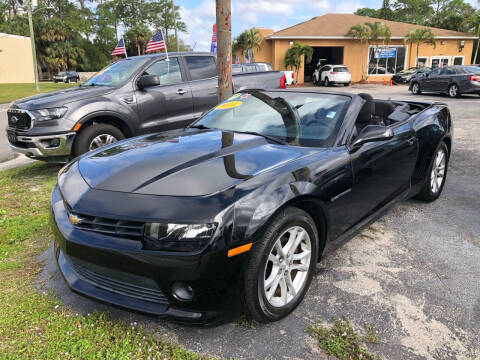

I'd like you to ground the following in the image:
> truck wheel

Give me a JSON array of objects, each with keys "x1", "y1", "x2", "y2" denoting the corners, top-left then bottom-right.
[{"x1": 73, "y1": 123, "x2": 125, "y2": 157}]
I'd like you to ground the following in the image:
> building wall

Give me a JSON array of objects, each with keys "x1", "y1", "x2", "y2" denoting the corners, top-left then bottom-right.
[
  {"x1": 0, "y1": 33, "x2": 35, "y2": 84},
  {"x1": 241, "y1": 29, "x2": 474, "y2": 83}
]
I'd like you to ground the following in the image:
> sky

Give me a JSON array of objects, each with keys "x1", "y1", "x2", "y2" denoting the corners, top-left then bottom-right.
[{"x1": 176, "y1": 0, "x2": 385, "y2": 51}]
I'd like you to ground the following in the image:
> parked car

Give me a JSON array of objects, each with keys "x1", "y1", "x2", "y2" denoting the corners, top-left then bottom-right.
[
  {"x1": 410, "y1": 65, "x2": 480, "y2": 97},
  {"x1": 53, "y1": 71, "x2": 80, "y2": 83},
  {"x1": 392, "y1": 67, "x2": 431, "y2": 84},
  {"x1": 232, "y1": 62, "x2": 273, "y2": 74},
  {"x1": 313, "y1": 65, "x2": 351, "y2": 86},
  {"x1": 51, "y1": 89, "x2": 452, "y2": 324},
  {"x1": 6, "y1": 52, "x2": 284, "y2": 162}
]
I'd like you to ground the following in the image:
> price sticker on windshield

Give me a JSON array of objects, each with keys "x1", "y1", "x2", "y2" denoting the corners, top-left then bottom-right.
[{"x1": 215, "y1": 101, "x2": 242, "y2": 110}]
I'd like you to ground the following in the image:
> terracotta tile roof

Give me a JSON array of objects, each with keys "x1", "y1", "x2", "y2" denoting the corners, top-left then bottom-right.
[{"x1": 268, "y1": 13, "x2": 475, "y2": 39}]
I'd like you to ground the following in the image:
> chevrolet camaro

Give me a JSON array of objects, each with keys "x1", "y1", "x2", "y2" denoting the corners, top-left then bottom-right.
[{"x1": 51, "y1": 89, "x2": 452, "y2": 324}]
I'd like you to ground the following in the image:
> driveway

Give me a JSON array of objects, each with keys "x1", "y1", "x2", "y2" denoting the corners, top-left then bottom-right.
[
  {"x1": 0, "y1": 103, "x2": 16, "y2": 163},
  {"x1": 37, "y1": 85, "x2": 480, "y2": 360}
]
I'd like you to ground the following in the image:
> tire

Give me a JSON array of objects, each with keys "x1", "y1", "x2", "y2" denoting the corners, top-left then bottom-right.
[
  {"x1": 344, "y1": 82, "x2": 350, "y2": 87},
  {"x1": 324, "y1": 78, "x2": 330, "y2": 87},
  {"x1": 415, "y1": 141, "x2": 449, "y2": 202},
  {"x1": 243, "y1": 207, "x2": 319, "y2": 322},
  {"x1": 73, "y1": 123, "x2": 125, "y2": 157},
  {"x1": 411, "y1": 82, "x2": 421, "y2": 95},
  {"x1": 448, "y1": 84, "x2": 460, "y2": 98}
]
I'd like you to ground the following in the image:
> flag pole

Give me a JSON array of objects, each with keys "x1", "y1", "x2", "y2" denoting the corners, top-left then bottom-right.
[
  {"x1": 123, "y1": 37, "x2": 128, "y2": 58},
  {"x1": 161, "y1": 29, "x2": 169, "y2": 61}
]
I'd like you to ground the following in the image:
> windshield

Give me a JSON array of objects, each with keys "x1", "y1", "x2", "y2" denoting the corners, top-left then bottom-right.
[
  {"x1": 58, "y1": 72, "x2": 67, "y2": 76},
  {"x1": 84, "y1": 57, "x2": 151, "y2": 86},
  {"x1": 193, "y1": 90, "x2": 350, "y2": 147}
]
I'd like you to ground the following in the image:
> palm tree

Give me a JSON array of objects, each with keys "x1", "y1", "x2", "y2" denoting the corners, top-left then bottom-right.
[
  {"x1": 233, "y1": 28, "x2": 262, "y2": 62},
  {"x1": 125, "y1": 25, "x2": 151, "y2": 56},
  {"x1": 473, "y1": 25, "x2": 480, "y2": 65},
  {"x1": 404, "y1": 28, "x2": 436, "y2": 67},
  {"x1": 366, "y1": 21, "x2": 391, "y2": 48},
  {"x1": 347, "y1": 23, "x2": 371, "y2": 81},
  {"x1": 283, "y1": 41, "x2": 313, "y2": 83}
]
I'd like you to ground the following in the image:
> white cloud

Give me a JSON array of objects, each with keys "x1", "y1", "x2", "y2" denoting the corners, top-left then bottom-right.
[
  {"x1": 334, "y1": 1, "x2": 364, "y2": 13},
  {"x1": 179, "y1": 1, "x2": 216, "y2": 52}
]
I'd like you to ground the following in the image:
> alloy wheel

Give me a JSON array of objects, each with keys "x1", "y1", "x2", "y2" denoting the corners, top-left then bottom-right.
[
  {"x1": 412, "y1": 83, "x2": 419, "y2": 94},
  {"x1": 263, "y1": 226, "x2": 312, "y2": 308},
  {"x1": 89, "y1": 134, "x2": 118, "y2": 151},
  {"x1": 449, "y1": 85, "x2": 458, "y2": 98},
  {"x1": 430, "y1": 148, "x2": 446, "y2": 194}
]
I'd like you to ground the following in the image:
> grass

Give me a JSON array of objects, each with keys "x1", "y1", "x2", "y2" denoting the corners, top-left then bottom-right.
[
  {"x1": 0, "y1": 82, "x2": 77, "y2": 104},
  {"x1": 0, "y1": 163, "x2": 208, "y2": 359},
  {"x1": 306, "y1": 317, "x2": 380, "y2": 360}
]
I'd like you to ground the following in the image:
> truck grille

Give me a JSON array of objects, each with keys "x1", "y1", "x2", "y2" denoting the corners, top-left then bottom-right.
[
  {"x1": 7, "y1": 110, "x2": 32, "y2": 130},
  {"x1": 71, "y1": 261, "x2": 169, "y2": 304},
  {"x1": 69, "y1": 211, "x2": 144, "y2": 241}
]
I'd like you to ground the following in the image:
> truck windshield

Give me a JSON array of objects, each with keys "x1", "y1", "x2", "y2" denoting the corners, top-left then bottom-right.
[{"x1": 84, "y1": 57, "x2": 150, "y2": 86}]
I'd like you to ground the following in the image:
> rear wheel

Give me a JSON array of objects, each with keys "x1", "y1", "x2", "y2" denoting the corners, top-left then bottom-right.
[
  {"x1": 324, "y1": 78, "x2": 330, "y2": 87},
  {"x1": 244, "y1": 207, "x2": 318, "y2": 322},
  {"x1": 415, "y1": 142, "x2": 449, "y2": 202},
  {"x1": 73, "y1": 123, "x2": 125, "y2": 157},
  {"x1": 411, "y1": 82, "x2": 421, "y2": 95},
  {"x1": 448, "y1": 84, "x2": 460, "y2": 98},
  {"x1": 344, "y1": 82, "x2": 350, "y2": 87}
]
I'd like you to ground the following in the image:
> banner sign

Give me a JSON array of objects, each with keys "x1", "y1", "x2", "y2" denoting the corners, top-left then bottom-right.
[{"x1": 374, "y1": 48, "x2": 396, "y2": 59}]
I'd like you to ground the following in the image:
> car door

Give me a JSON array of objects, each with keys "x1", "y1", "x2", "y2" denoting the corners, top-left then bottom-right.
[
  {"x1": 184, "y1": 55, "x2": 219, "y2": 118},
  {"x1": 422, "y1": 67, "x2": 441, "y2": 91},
  {"x1": 135, "y1": 57, "x2": 194, "y2": 133},
  {"x1": 321, "y1": 66, "x2": 330, "y2": 82},
  {"x1": 437, "y1": 67, "x2": 456, "y2": 92},
  {"x1": 347, "y1": 120, "x2": 418, "y2": 225}
]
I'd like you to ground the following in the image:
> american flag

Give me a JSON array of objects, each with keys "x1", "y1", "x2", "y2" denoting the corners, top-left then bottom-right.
[
  {"x1": 111, "y1": 38, "x2": 127, "y2": 57},
  {"x1": 210, "y1": 24, "x2": 217, "y2": 53},
  {"x1": 146, "y1": 30, "x2": 166, "y2": 53}
]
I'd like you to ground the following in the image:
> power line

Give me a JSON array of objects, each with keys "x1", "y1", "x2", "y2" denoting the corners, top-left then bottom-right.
[{"x1": 179, "y1": 7, "x2": 213, "y2": 34}]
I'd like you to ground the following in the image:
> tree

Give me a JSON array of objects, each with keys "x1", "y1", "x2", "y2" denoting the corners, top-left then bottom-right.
[
  {"x1": 380, "y1": 0, "x2": 393, "y2": 20},
  {"x1": 233, "y1": 28, "x2": 262, "y2": 62},
  {"x1": 125, "y1": 25, "x2": 151, "y2": 56},
  {"x1": 347, "y1": 23, "x2": 371, "y2": 81},
  {"x1": 283, "y1": 41, "x2": 313, "y2": 83},
  {"x1": 355, "y1": 8, "x2": 381, "y2": 18},
  {"x1": 366, "y1": 21, "x2": 391, "y2": 48},
  {"x1": 391, "y1": 0, "x2": 432, "y2": 25},
  {"x1": 404, "y1": 28, "x2": 436, "y2": 67}
]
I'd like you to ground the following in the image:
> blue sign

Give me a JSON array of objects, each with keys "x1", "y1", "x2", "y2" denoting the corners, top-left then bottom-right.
[{"x1": 374, "y1": 48, "x2": 397, "y2": 59}]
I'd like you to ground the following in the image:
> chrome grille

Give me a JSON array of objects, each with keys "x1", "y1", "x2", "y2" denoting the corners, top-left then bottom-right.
[
  {"x1": 69, "y1": 211, "x2": 144, "y2": 240},
  {"x1": 7, "y1": 110, "x2": 32, "y2": 130},
  {"x1": 71, "y1": 262, "x2": 169, "y2": 304}
]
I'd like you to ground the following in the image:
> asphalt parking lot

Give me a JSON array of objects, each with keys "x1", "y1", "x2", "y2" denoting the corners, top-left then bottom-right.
[{"x1": 23, "y1": 84, "x2": 480, "y2": 359}]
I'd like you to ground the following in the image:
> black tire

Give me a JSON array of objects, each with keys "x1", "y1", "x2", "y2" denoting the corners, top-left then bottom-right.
[
  {"x1": 344, "y1": 82, "x2": 350, "y2": 87},
  {"x1": 415, "y1": 141, "x2": 449, "y2": 202},
  {"x1": 324, "y1": 78, "x2": 330, "y2": 87},
  {"x1": 411, "y1": 82, "x2": 421, "y2": 95},
  {"x1": 448, "y1": 84, "x2": 460, "y2": 98},
  {"x1": 64, "y1": 79, "x2": 68, "y2": 83},
  {"x1": 243, "y1": 207, "x2": 319, "y2": 322},
  {"x1": 73, "y1": 123, "x2": 125, "y2": 158}
]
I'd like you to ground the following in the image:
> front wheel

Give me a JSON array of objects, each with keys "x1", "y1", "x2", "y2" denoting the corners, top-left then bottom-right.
[
  {"x1": 415, "y1": 142, "x2": 449, "y2": 202},
  {"x1": 243, "y1": 207, "x2": 319, "y2": 322},
  {"x1": 411, "y1": 82, "x2": 421, "y2": 95},
  {"x1": 448, "y1": 84, "x2": 460, "y2": 98},
  {"x1": 73, "y1": 123, "x2": 125, "y2": 157}
]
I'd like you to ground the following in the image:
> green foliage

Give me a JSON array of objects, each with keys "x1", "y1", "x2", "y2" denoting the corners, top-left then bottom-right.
[
  {"x1": 306, "y1": 317, "x2": 381, "y2": 360},
  {"x1": 404, "y1": 27, "x2": 436, "y2": 65},
  {"x1": 0, "y1": 82, "x2": 76, "y2": 104},
  {"x1": 283, "y1": 41, "x2": 313, "y2": 83},
  {"x1": 233, "y1": 28, "x2": 263, "y2": 62},
  {"x1": 125, "y1": 25, "x2": 151, "y2": 56}
]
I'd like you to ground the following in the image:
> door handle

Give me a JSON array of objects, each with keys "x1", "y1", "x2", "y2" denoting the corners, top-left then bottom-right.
[
  {"x1": 407, "y1": 137, "x2": 415, "y2": 146},
  {"x1": 176, "y1": 89, "x2": 188, "y2": 95}
]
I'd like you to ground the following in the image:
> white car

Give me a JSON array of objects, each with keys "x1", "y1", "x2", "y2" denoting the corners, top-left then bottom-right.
[{"x1": 313, "y1": 65, "x2": 351, "y2": 86}]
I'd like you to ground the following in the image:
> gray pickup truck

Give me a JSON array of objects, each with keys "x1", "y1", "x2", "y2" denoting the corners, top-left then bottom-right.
[{"x1": 6, "y1": 52, "x2": 284, "y2": 162}]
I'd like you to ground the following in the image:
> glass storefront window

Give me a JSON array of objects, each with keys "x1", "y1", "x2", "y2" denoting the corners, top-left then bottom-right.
[
  {"x1": 431, "y1": 57, "x2": 449, "y2": 68},
  {"x1": 416, "y1": 57, "x2": 428, "y2": 67},
  {"x1": 368, "y1": 46, "x2": 406, "y2": 75}
]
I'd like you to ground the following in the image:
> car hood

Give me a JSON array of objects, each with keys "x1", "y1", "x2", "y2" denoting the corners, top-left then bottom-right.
[
  {"x1": 77, "y1": 130, "x2": 315, "y2": 197},
  {"x1": 10, "y1": 86, "x2": 114, "y2": 110}
]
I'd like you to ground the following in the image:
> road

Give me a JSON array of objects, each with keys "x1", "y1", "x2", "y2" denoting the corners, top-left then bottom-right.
[
  {"x1": 31, "y1": 84, "x2": 480, "y2": 359},
  {"x1": 0, "y1": 103, "x2": 16, "y2": 163}
]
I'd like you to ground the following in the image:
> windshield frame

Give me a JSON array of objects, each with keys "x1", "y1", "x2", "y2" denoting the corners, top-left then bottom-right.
[{"x1": 83, "y1": 57, "x2": 153, "y2": 87}]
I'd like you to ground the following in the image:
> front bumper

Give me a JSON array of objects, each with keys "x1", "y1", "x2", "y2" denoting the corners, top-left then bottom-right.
[
  {"x1": 7, "y1": 131, "x2": 75, "y2": 160},
  {"x1": 50, "y1": 186, "x2": 244, "y2": 325}
]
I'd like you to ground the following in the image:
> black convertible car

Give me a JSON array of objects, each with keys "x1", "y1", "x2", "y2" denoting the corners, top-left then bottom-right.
[{"x1": 51, "y1": 89, "x2": 452, "y2": 324}]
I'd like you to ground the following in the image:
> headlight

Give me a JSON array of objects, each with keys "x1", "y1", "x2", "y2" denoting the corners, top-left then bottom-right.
[
  {"x1": 143, "y1": 223, "x2": 216, "y2": 252},
  {"x1": 30, "y1": 107, "x2": 68, "y2": 122}
]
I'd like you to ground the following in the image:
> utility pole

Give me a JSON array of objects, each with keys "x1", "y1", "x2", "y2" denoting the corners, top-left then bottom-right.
[
  {"x1": 171, "y1": 0, "x2": 179, "y2": 52},
  {"x1": 26, "y1": 0, "x2": 40, "y2": 92},
  {"x1": 216, "y1": 0, "x2": 232, "y2": 102}
]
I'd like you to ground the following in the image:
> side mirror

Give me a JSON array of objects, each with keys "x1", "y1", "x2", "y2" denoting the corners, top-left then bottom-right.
[
  {"x1": 350, "y1": 125, "x2": 394, "y2": 152},
  {"x1": 137, "y1": 75, "x2": 160, "y2": 89}
]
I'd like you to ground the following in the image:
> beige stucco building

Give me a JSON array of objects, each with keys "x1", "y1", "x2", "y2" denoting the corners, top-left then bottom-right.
[
  {"x1": 0, "y1": 32, "x2": 35, "y2": 83},
  {"x1": 238, "y1": 14, "x2": 477, "y2": 83}
]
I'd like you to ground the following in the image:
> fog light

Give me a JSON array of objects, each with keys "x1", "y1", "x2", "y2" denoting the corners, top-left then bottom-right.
[
  {"x1": 171, "y1": 282, "x2": 195, "y2": 302},
  {"x1": 50, "y1": 138, "x2": 61, "y2": 147}
]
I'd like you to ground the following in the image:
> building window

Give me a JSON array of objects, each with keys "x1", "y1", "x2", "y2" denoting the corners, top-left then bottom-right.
[
  {"x1": 416, "y1": 57, "x2": 428, "y2": 68},
  {"x1": 431, "y1": 57, "x2": 450, "y2": 68},
  {"x1": 368, "y1": 46, "x2": 406, "y2": 75},
  {"x1": 453, "y1": 56, "x2": 464, "y2": 66}
]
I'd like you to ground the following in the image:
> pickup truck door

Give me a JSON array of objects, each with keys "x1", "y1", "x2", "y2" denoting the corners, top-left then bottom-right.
[
  {"x1": 135, "y1": 57, "x2": 194, "y2": 133},
  {"x1": 184, "y1": 55, "x2": 219, "y2": 118},
  {"x1": 347, "y1": 120, "x2": 418, "y2": 226}
]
